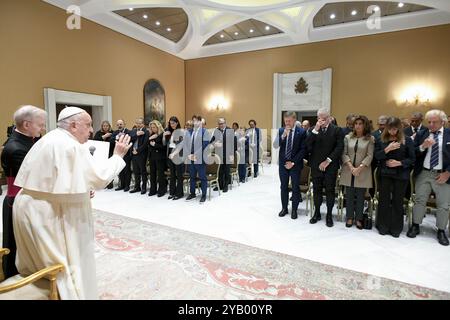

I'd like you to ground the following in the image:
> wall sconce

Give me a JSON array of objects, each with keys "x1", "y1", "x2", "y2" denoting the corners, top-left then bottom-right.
[
  {"x1": 400, "y1": 84, "x2": 435, "y2": 106},
  {"x1": 209, "y1": 96, "x2": 229, "y2": 112}
]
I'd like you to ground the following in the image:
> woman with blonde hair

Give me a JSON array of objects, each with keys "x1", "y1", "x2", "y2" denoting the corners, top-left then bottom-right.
[
  {"x1": 148, "y1": 120, "x2": 167, "y2": 197},
  {"x1": 374, "y1": 117, "x2": 415, "y2": 237},
  {"x1": 340, "y1": 115, "x2": 374, "y2": 229}
]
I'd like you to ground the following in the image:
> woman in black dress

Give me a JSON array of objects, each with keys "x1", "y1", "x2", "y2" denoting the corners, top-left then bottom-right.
[
  {"x1": 163, "y1": 116, "x2": 185, "y2": 200},
  {"x1": 374, "y1": 117, "x2": 415, "y2": 237}
]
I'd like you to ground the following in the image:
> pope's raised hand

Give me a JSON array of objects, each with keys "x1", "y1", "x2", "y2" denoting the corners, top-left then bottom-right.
[{"x1": 114, "y1": 134, "x2": 132, "y2": 158}]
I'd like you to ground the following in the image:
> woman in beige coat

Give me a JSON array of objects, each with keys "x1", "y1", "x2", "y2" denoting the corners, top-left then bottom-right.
[{"x1": 340, "y1": 115, "x2": 375, "y2": 229}]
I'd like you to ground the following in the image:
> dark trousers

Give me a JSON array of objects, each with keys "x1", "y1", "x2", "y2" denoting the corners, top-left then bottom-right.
[
  {"x1": 190, "y1": 163, "x2": 207, "y2": 196},
  {"x1": 238, "y1": 164, "x2": 246, "y2": 181},
  {"x1": 345, "y1": 186, "x2": 366, "y2": 220},
  {"x1": 218, "y1": 164, "x2": 230, "y2": 190},
  {"x1": 132, "y1": 155, "x2": 148, "y2": 191},
  {"x1": 312, "y1": 171, "x2": 338, "y2": 216},
  {"x1": 376, "y1": 177, "x2": 408, "y2": 235},
  {"x1": 2, "y1": 196, "x2": 18, "y2": 278},
  {"x1": 149, "y1": 158, "x2": 167, "y2": 195},
  {"x1": 280, "y1": 165, "x2": 301, "y2": 211},
  {"x1": 168, "y1": 160, "x2": 184, "y2": 197},
  {"x1": 253, "y1": 164, "x2": 259, "y2": 177},
  {"x1": 119, "y1": 158, "x2": 132, "y2": 189}
]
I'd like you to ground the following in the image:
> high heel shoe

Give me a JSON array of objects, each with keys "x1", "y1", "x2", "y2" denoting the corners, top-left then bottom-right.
[{"x1": 356, "y1": 220, "x2": 364, "y2": 230}]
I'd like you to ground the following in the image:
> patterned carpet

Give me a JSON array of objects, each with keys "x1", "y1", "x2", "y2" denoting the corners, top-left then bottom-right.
[{"x1": 94, "y1": 210, "x2": 450, "y2": 300}]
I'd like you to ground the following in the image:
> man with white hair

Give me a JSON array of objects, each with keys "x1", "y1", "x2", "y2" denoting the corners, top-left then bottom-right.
[
  {"x1": 1, "y1": 105, "x2": 46, "y2": 279},
  {"x1": 407, "y1": 109, "x2": 450, "y2": 246},
  {"x1": 12, "y1": 106, "x2": 132, "y2": 299},
  {"x1": 306, "y1": 108, "x2": 344, "y2": 227}
]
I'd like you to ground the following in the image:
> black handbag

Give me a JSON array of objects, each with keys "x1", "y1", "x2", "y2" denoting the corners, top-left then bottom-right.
[{"x1": 363, "y1": 213, "x2": 373, "y2": 229}]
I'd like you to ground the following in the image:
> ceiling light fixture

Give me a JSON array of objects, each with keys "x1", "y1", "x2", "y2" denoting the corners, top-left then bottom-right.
[
  {"x1": 330, "y1": 13, "x2": 336, "y2": 19},
  {"x1": 249, "y1": 29, "x2": 254, "y2": 33},
  {"x1": 143, "y1": 14, "x2": 148, "y2": 19},
  {"x1": 129, "y1": 8, "x2": 134, "y2": 11},
  {"x1": 220, "y1": 34, "x2": 224, "y2": 38},
  {"x1": 156, "y1": 21, "x2": 160, "y2": 26},
  {"x1": 234, "y1": 32, "x2": 238, "y2": 36},
  {"x1": 398, "y1": 2, "x2": 404, "y2": 8},
  {"x1": 166, "y1": 27, "x2": 171, "y2": 32},
  {"x1": 351, "y1": 10, "x2": 357, "y2": 16},
  {"x1": 265, "y1": 26, "x2": 270, "y2": 31},
  {"x1": 373, "y1": 6, "x2": 380, "y2": 12}
]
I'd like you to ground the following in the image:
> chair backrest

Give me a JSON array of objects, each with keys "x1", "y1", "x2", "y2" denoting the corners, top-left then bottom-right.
[
  {"x1": 206, "y1": 154, "x2": 221, "y2": 176},
  {"x1": 231, "y1": 151, "x2": 239, "y2": 168},
  {"x1": 299, "y1": 165, "x2": 311, "y2": 186}
]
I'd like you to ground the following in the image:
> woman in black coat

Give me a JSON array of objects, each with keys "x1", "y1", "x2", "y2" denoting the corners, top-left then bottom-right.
[
  {"x1": 148, "y1": 120, "x2": 167, "y2": 197},
  {"x1": 163, "y1": 116, "x2": 185, "y2": 200},
  {"x1": 374, "y1": 117, "x2": 415, "y2": 237}
]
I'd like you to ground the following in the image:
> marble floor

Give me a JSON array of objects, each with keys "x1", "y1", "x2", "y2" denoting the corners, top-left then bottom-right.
[{"x1": 1, "y1": 164, "x2": 450, "y2": 294}]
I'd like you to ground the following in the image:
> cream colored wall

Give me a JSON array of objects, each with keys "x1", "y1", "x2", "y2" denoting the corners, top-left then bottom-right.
[
  {"x1": 185, "y1": 24, "x2": 450, "y2": 131},
  {"x1": 0, "y1": 0, "x2": 185, "y2": 144}
]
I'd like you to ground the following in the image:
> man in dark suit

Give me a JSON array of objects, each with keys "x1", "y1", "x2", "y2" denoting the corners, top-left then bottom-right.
[
  {"x1": 185, "y1": 115, "x2": 210, "y2": 203},
  {"x1": 371, "y1": 115, "x2": 388, "y2": 141},
  {"x1": 404, "y1": 112, "x2": 428, "y2": 139},
  {"x1": 129, "y1": 117, "x2": 150, "y2": 194},
  {"x1": 306, "y1": 108, "x2": 344, "y2": 227},
  {"x1": 407, "y1": 109, "x2": 450, "y2": 246},
  {"x1": 246, "y1": 120, "x2": 262, "y2": 178},
  {"x1": 210, "y1": 118, "x2": 236, "y2": 193},
  {"x1": 274, "y1": 112, "x2": 307, "y2": 219},
  {"x1": 111, "y1": 119, "x2": 132, "y2": 192}
]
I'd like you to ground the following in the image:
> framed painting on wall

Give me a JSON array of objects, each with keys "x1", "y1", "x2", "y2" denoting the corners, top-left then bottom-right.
[{"x1": 144, "y1": 79, "x2": 166, "y2": 125}]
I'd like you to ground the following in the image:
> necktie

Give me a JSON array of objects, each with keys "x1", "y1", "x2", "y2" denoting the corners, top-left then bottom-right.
[
  {"x1": 414, "y1": 127, "x2": 418, "y2": 134},
  {"x1": 286, "y1": 130, "x2": 293, "y2": 160},
  {"x1": 430, "y1": 132, "x2": 440, "y2": 169},
  {"x1": 191, "y1": 129, "x2": 197, "y2": 154}
]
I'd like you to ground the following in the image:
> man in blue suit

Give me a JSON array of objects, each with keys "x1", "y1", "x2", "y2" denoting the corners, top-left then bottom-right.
[
  {"x1": 404, "y1": 112, "x2": 428, "y2": 139},
  {"x1": 185, "y1": 115, "x2": 210, "y2": 203},
  {"x1": 274, "y1": 111, "x2": 307, "y2": 219},
  {"x1": 407, "y1": 109, "x2": 450, "y2": 246}
]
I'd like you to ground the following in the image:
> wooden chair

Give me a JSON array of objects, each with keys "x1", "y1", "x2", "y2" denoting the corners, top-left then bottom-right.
[
  {"x1": 299, "y1": 165, "x2": 313, "y2": 216},
  {"x1": 229, "y1": 151, "x2": 240, "y2": 189},
  {"x1": 0, "y1": 248, "x2": 64, "y2": 300}
]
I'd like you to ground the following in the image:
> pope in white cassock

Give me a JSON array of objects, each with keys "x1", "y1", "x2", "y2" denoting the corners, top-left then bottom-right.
[{"x1": 12, "y1": 107, "x2": 132, "y2": 300}]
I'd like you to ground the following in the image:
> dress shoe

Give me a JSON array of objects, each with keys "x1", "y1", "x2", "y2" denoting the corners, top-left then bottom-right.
[
  {"x1": 157, "y1": 193, "x2": 165, "y2": 198},
  {"x1": 345, "y1": 218, "x2": 353, "y2": 228},
  {"x1": 437, "y1": 230, "x2": 449, "y2": 246},
  {"x1": 123, "y1": 187, "x2": 130, "y2": 192},
  {"x1": 378, "y1": 229, "x2": 389, "y2": 236},
  {"x1": 129, "y1": 189, "x2": 141, "y2": 194},
  {"x1": 106, "y1": 184, "x2": 114, "y2": 190},
  {"x1": 185, "y1": 194, "x2": 196, "y2": 201},
  {"x1": 200, "y1": 195, "x2": 207, "y2": 203},
  {"x1": 278, "y1": 209, "x2": 288, "y2": 217},
  {"x1": 148, "y1": 191, "x2": 157, "y2": 197},
  {"x1": 115, "y1": 187, "x2": 124, "y2": 191},
  {"x1": 223, "y1": 188, "x2": 228, "y2": 193},
  {"x1": 140, "y1": 190, "x2": 147, "y2": 195},
  {"x1": 391, "y1": 233, "x2": 400, "y2": 238},
  {"x1": 356, "y1": 220, "x2": 363, "y2": 230},
  {"x1": 406, "y1": 223, "x2": 420, "y2": 238},
  {"x1": 168, "y1": 195, "x2": 174, "y2": 200},
  {"x1": 213, "y1": 187, "x2": 219, "y2": 191},
  {"x1": 326, "y1": 214, "x2": 334, "y2": 227},
  {"x1": 172, "y1": 196, "x2": 182, "y2": 201},
  {"x1": 309, "y1": 213, "x2": 321, "y2": 224},
  {"x1": 291, "y1": 210, "x2": 298, "y2": 220}
]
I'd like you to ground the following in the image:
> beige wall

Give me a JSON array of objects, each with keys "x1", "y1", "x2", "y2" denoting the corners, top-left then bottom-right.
[
  {"x1": 186, "y1": 24, "x2": 450, "y2": 131},
  {"x1": 0, "y1": 0, "x2": 185, "y2": 144}
]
